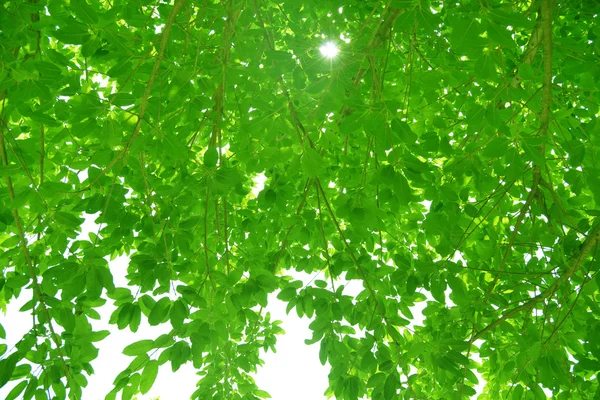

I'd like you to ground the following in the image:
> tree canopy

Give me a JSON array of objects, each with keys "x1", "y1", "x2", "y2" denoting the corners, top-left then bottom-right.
[{"x1": 1, "y1": 0, "x2": 600, "y2": 399}]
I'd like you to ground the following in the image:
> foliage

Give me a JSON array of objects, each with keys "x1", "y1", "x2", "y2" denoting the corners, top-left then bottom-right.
[{"x1": 1, "y1": 0, "x2": 600, "y2": 399}]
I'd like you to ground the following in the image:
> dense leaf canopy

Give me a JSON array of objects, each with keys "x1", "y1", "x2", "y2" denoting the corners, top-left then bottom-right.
[{"x1": 1, "y1": 0, "x2": 600, "y2": 399}]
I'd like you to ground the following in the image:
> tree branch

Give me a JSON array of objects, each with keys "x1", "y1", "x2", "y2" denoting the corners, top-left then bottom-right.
[
  {"x1": 487, "y1": 0, "x2": 553, "y2": 298},
  {"x1": 81, "y1": 0, "x2": 185, "y2": 189},
  {"x1": 471, "y1": 221, "x2": 600, "y2": 343},
  {"x1": 315, "y1": 179, "x2": 403, "y2": 344},
  {"x1": 0, "y1": 110, "x2": 71, "y2": 382},
  {"x1": 510, "y1": 5, "x2": 543, "y2": 88}
]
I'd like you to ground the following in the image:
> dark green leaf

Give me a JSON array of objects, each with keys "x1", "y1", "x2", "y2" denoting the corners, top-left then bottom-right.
[
  {"x1": 149, "y1": 298, "x2": 171, "y2": 326},
  {"x1": 0, "y1": 353, "x2": 19, "y2": 388},
  {"x1": 70, "y1": 1, "x2": 99, "y2": 25},
  {"x1": 204, "y1": 147, "x2": 218, "y2": 167},
  {"x1": 383, "y1": 373, "x2": 396, "y2": 400},
  {"x1": 5, "y1": 275, "x2": 30, "y2": 289},
  {"x1": 518, "y1": 63, "x2": 535, "y2": 80}
]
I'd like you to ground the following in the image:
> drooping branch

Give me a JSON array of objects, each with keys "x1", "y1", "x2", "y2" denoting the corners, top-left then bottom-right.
[
  {"x1": 315, "y1": 179, "x2": 404, "y2": 345},
  {"x1": 538, "y1": 0, "x2": 554, "y2": 150},
  {"x1": 0, "y1": 107, "x2": 71, "y2": 382},
  {"x1": 271, "y1": 178, "x2": 313, "y2": 273},
  {"x1": 486, "y1": 0, "x2": 553, "y2": 298},
  {"x1": 352, "y1": 6, "x2": 403, "y2": 88},
  {"x1": 204, "y1": 184, "x2": 215, "y2": 290},
  {"x1": 210, "y1": 0, "x2": 240, "y2": 151},
  {"x1": 253, "y1": 3, "x2": 407, "y2": 344},
  {"x1": 472, "y1": 221, "x2": 600, "y2": 343},
  {"x1": 253, "y1": 0, "x2": 312, "y2": 148},
  {"x1": 510, "y1": 3, "x2": 543, "y2": 88},
  {"x1": 484, "y1": 175, "x2": 540, "y2": 300},
  {"x1": 208, "y1": 1, "x2": 240, "y2": 276},
  {"x1": 82, "y1": 0, "x2": 185, "y2": 189}
]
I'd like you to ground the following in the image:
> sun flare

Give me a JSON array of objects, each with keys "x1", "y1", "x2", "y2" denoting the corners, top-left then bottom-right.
[{"x1": 319, "y1": 41, "x2": 339, "y2": 58}]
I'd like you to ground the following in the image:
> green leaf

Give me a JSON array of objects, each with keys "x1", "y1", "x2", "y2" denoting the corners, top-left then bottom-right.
[
  {"x1": 129, "y1": 304, "x2": 141, "y2": 333},
  {"x1": 140, "y1": 360, "x2": 159, "y2": 394},
  {"x1": 521, "y1": 137, "x2": 546, "y2": 165},
  {"x1": 255, "y1": 389, "x2": 272, "y2": 398},
  {"x1": 59, "y1": 308, "x2": 76, "y2": 332},
  {"x1": 383, "y1": 373, "x2": 396, "y2": 400},
  {"x1": 391, "y1": 120, "x2": 417, "y2": 144},
  {"x1": 123, "y1": 340, "x2": 155, "y2": 356},
  {"x1": 406, "y1": 275, "x2": 418, "y2": 295},
  {"x1": 86, "y1": 267, "x2": 102, "y2": 300},
  {"x1": 262, "y1": 188, "x2": 276, "y2": 208},
  {"x1": 204, "y1": 147, "x2": 218, "y2": 167},
  {"x1": 106, "y1": 61, "x2": 133, "y2": 78},
  {"x1": 490, "y1": 10, "x2": 535, "y2": 28},
  {"x1": 169, "y1": 299, "x2": 188, "y2": 330},
  {"x1": 170, "y1": 341, "x2": 190, "y2": 372},
  {"x1": 54, "y1": 22, "x2": 91, "y2": 44},
  {"x1": 346, "y1": 376, "x2": 359, "y2": 400},
  {"x1": 475, "y1": 54, "x2": 496, "y2": 80},
  {"x1": 6, "y1": 380, "x2": 27, "y2": 400},
  {"x1": 70, "y1": 1, "x2": 99, "y2": 25},
  {"x1": 367, "y1": 372, "x2": 386, "y2": 388},
  {"x1": 5, "y1": 275, "x2": 30, "y2": 289},
  {"x1": 0, "y1": 165, "x2": 23, "y2": 177},
  {"x1": 511, "y1": 384, "x2": 524, "y2": 399},
  {"x1": 54, "y1": 211, "x2": 83, "y2": 228},
  {"x1": 486, "y1": 22, "x2": 515, "y2": 49},
  {"x1": 23, "y1": 377, "x2": 37, "y2": 400},
  {"x1": 276, "y1": 287, "x2": 297, "y2": 301},
  {"x1": 518, "y1": 63, "x2": 535, "y2": 80},
  {"x1": 148, "y1": 298, "x2": 171, "y2": 326},
  {"x1": 430, "y1": 274, "x2": 446, "y2": 303},
  {"x1": 360, "y1": 351, "x2": 377, "y2": 374},
  {"x1": 117, "y1": 303, "x2": 134, "y2": 330},
  {"x1": 87, "y1": 330, "x2": 110, "y2": 342},
  {"x1": 447, "y1": 276, "x2": 470, "y2": 306},
  {"x1": 109, "y1": 93, "x2": 136, "y2": 107},
  {"x1": 302, "y1": 147, "x2": 325, "y2": 177},
  {"x1": 0, "y1": 353, "x2": 19, "y2": 388}
]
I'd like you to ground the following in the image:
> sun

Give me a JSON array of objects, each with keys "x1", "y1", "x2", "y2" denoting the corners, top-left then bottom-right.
[{"x1": 319, "y1": 41, "x2": 339, "y2": 58}]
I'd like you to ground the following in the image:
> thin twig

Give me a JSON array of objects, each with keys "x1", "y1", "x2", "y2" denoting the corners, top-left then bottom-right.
[
  {"x1": 486, "y1": 0, "x2": 553, "y2": 298},
  {"x1": 1, "y1": 110, "x2": 71, "y2": 383},
  {"x1": 80, "y1": 0, "x2": 185, "y2": 189},
  {"x1": 204, "y1": 185, "x2": 215, "y2": 290},
  {"x1": 471, "y1": 222, "x2": 600, "y2": 343},
  {"x1": 315, "y1": 179, "x2": 402, "y2": 344}
]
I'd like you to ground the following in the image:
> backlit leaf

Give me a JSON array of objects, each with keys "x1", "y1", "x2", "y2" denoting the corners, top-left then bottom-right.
[{"x1": 140, "y1": 360, "x2": 159, "y2": 394}]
